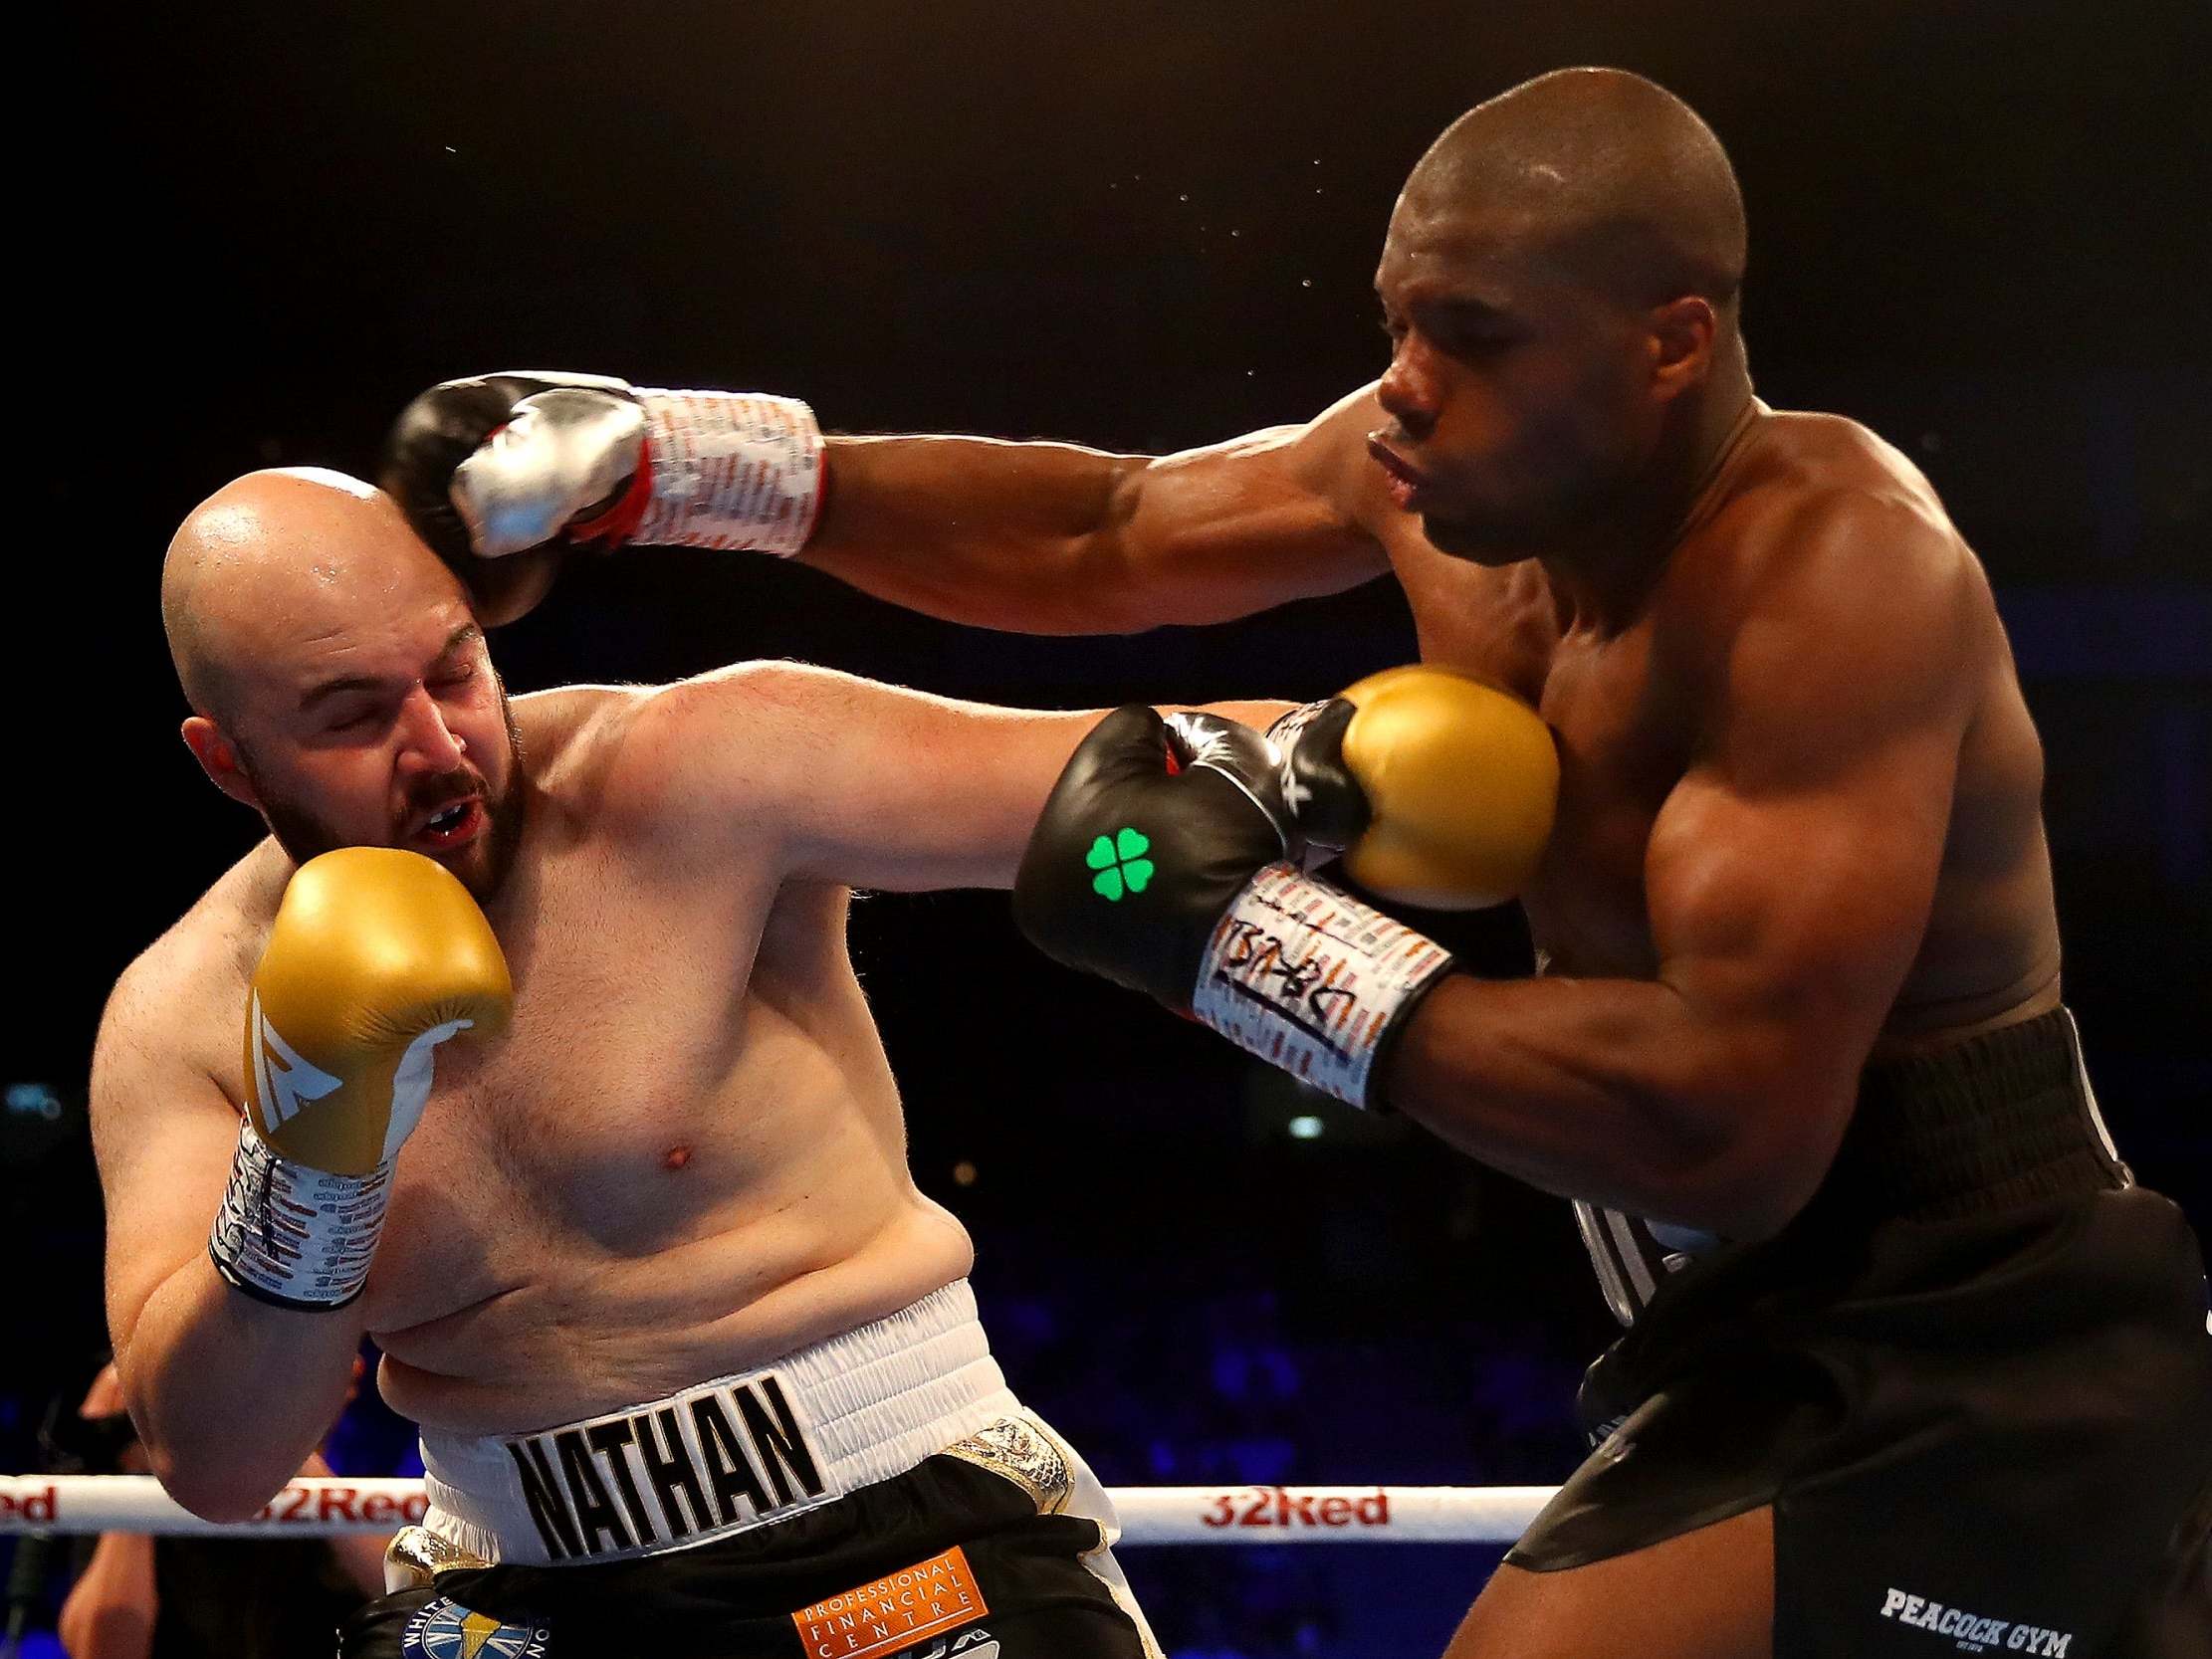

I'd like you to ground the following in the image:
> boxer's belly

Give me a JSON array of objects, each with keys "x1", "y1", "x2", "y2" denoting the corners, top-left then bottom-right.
[{"x1": 370, "y1": 1192, "x2": 973, "y2": 1435}]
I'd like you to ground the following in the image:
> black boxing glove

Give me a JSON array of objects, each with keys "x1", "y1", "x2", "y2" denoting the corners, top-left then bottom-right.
[
  {"x1": 1014, "y1": 708, "x2": 1454, "y2": 1108},
  {"x1": 1014, "y1": 708, "x2": 1292, "y2": 1007}
]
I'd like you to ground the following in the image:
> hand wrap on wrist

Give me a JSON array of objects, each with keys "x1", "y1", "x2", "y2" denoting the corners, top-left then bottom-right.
[
  {"x1": 632, "y1": 390, "x2": 824, "y2": 554},
  {"x1": 1191, "y1": 863, "x2": 1453, "y2": 1109},
  {"x1": 207, "y1": 1119, "x2": 392, "y2": 1311}
]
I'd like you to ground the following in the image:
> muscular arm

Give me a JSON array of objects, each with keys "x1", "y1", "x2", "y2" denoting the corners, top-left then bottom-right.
[
  {"x1": 93, "y1": 959, "x2": 362, "y2": 1521},
  {"x1": 625, "y1": 662, "x2": 1285, "y2": 892},
  {"x1": 1383, "y1": 507, "x2": 1979, "y2": 1240},
  {"x1": 800, "y1": 386, "x2": 1393, "y2": 633}
]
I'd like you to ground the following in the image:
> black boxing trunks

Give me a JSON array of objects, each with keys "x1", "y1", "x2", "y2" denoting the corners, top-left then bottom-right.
[
  {"x1": 147, "y1": 1535, "x2": 371, "y2": 1658},
  {"x1": 1510, "y1": 1008, "x2": 2212, "y2": 1658},
  {"x1": 341, "y1": 1283, "x2": 1161, "y2": 1659}
]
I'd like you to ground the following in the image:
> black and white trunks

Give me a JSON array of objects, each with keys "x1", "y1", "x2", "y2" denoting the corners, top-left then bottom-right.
[
  {"x1": 1512, "y1": 1009, "x2": 2212, "y2": 1657},
  {"x1": 342, "y1": 1280, "x2": 1160, "y2": 1659}
]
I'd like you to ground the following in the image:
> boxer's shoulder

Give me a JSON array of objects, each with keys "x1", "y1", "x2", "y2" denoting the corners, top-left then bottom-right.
[
  {"x1": 573, "y1": 661, "x2": 841, "y2": 848},
  {"x1": 1721, "y1": 406, "x2": 1960, "y2": 541},
  {"x1": 1668, "y1": 414, "x2": 1980, "y2": 641},
  {"x1": 96, "y1": 850, "x2": 281, "y2": 1104},
  {"x1": 125, "y1": 840, "x2": 292, "y2": 1004}
]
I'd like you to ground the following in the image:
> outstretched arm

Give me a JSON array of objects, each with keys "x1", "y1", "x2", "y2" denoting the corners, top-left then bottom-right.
[
  {"x1": 382, "y1": 374, "x2": 1394, "y2": 634},
  {"x1": 803, "y1": 386, "x2": 1393, "y2": 633},
  {"x1": 616, "y1": 661, "x2": 1286, "y2": 893}
]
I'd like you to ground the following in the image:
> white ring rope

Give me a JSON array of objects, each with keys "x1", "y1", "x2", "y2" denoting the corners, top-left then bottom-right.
[{"x1": 0, "y1": 1476, "x2": 1554, "y2": 1546}]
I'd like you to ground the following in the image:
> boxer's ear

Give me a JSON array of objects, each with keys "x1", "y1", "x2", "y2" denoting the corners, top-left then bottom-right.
[
  {"x1": 182, "y1": 715, "x2": 261, "y2": 809},
  {"x1": 1647, "y1": 296, "x2": 1717, "y2": 402}
]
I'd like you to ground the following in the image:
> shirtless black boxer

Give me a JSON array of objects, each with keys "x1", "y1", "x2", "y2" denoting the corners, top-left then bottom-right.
[{"x1": 381, "y1": 67, "x2": 2212, "y2": 1659}]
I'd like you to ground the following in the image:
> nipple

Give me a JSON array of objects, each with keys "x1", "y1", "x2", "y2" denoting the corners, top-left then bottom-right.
[{"x1": 662, "y1": 1144, "x2": 693, "y2": 1171}]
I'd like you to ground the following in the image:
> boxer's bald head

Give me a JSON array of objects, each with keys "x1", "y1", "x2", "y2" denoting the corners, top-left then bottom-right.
[
  {"x1": 166, "y1": 469, "x2": 524, "y2": 896},
  {"x1": 1398, "y1": 68, "x2": 1745, "y2": 309},
  {"x1": 163, "y1": 469, "x2": 462, "y2": 723},
  {"x1": 1371, "y1": 70, "x2": 1751, "y2": 563}
]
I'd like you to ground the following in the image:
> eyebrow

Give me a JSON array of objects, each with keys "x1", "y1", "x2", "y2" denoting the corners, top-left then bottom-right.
[
  {"x1": 298, "y1": 622, "x2": 483, "y2": 712},
  {"x1": 1377, "y1": 280, "x2": 1515, "y2": 316},
  {"x1": 1417, "y1": 291, "x2": 1513, "y2": 319}
]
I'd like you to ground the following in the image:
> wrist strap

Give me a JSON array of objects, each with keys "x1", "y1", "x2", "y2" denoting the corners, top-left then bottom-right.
[
  {"x1": 632, "y1": 390, "x2": 824, "y2": 555},
  {"x1": 1190, "y1": 864, "x2": 1453, "y2": 1109},
  {"x1": 208, "y1": 1120, "x2": 391, "y2": 1312}
]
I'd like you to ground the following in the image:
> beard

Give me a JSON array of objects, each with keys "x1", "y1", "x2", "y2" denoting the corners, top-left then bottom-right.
[{"x1": 244, "y1": 691, "x2": 529, "y2": 902}]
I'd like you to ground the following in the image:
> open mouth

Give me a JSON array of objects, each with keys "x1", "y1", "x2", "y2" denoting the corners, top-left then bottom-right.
[
  {"x1": 1366, "y1": 436, "x2": 1433, "y2": 510},
  {"x1": 408, "y1": 797, "x2": 486, "y2": 854}
]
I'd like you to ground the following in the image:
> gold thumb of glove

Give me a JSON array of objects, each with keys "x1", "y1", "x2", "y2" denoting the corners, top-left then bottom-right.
[
  {"x1": 245, "y1": 848, "x2": 513, "y2": 1174},
  {"x1": 1336, "y1": 665, "x2": 1559, "y2": 910}
]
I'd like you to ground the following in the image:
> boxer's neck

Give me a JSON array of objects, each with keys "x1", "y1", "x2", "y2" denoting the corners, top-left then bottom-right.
[{"x1": 1541, "y1": 342, "x2": 1755, "y2": 638}]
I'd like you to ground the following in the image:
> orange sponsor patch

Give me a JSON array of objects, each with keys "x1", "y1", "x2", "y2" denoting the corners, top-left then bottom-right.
[{"x1": 789, "y1": 1545, "x2": 991, "y2": 1659}]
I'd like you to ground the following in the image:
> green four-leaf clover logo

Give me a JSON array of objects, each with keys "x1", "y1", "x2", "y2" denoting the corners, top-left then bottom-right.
[{"x1": 1087, "y1": 826, "x2": 1154, "y2": 902}]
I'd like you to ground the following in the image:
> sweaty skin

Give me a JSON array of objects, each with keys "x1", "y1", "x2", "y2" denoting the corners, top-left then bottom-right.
[
  {"x1": 804, "y1": 407, "x2": 2059, "y2": 1213},
  {"x1": 102, "y1": 472, "x2": 1276, "y2": 1518},
  {"x1": 797, "y1": 140, "x2": 2056, "y2": 1231},
  {"x1": 738, "y1": 69, "x2": 2065, "y2": 1658}
]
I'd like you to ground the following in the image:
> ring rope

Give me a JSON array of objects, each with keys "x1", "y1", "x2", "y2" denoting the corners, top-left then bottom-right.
[{"x1": 0, "y1": 1476, "x2": 1553, "y2": 1546}]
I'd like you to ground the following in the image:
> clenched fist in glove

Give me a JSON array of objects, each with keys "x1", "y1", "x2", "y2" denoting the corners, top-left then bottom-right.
[
  {"x1": 1013, "y1": 669, "x2": 1555, "y2": 1109},
  {"x1": 209, "y1": 848, "x2": 512, "y2": 1310},
  {"x1": 379, "y1": 371, "x2": 823, "y2": 624}
]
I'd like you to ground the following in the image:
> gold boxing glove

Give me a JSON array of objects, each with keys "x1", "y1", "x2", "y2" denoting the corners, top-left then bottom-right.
[
  {"x1": 210, "y1": 849, "x2": 512, "y2": 1310},
  {"x1": 1270, "y1": 665, "x2": 1559, "y2": 910}
]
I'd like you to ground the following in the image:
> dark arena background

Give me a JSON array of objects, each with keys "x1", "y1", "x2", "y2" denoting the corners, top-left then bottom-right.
[{"x1": 8, "y1": 3, "x2": 2208, "y2": 1655}]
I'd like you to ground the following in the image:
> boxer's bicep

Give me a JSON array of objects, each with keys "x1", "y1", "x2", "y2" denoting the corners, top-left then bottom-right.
[
  {"x1": 91, "y1": 966, "x2": 247, "y2": 1355},
  {"x1": 1642, "y1": 532, "x2": 1975, "y2": 1206},
  {"x1": 771, "y1": 687, "x2": 1292, "y2": 891},
  {"x1": 637, "y1": 663, "x2": 1108, "y2": 890},
  {"x1": 1112, "y1": 385, "x2": 1395, "y2": 622}
]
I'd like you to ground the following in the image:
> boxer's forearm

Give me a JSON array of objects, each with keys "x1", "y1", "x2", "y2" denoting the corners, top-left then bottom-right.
[
  {"x1": 1384, "y1": 973, "x2": 1850, "y2": 1241},
  {"x1": 807, "y1": 427, "x2": 1385, "y2": 635},
  {"x1": 806, "y1": 435, "x2": 1155, "y2": 633},
  {"x1": 116, "y1": 1255, "x2": 362, "y2": 1521}
]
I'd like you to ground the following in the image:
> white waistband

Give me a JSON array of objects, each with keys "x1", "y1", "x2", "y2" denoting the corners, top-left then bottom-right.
[{"x1": 419, "y1": 1280, "x2": 1014, "y2": 1565}]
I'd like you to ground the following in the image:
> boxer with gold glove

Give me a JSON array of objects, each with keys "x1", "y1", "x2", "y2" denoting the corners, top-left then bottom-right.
[
  {"x1": 1266, "y1": 664, "x2": 1559, "y2": 909},
  {"x1": 209, "y1": 848, "x2": 512, "y2": 1311},
  {"x1": 1012, "y1": 666, "x2": 1555, "y2": 1110}
]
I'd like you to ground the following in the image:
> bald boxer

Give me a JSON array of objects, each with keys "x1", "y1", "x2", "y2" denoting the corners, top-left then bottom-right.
[
  {"x1": 100, "y1": 468, "x2": 1363, "y2": 1658},
  {"x1": 383, "y1": 66, "x2": 2211, "y2": 1659}
]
